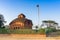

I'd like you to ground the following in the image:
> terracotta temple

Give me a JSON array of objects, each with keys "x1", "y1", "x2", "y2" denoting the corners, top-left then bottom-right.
[{"x1": 9, "y1": 13, "x2": 33, "y2": 29}]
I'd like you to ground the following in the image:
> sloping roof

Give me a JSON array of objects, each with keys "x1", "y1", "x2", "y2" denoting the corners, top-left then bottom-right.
[
  {"x1": 9, "y1": 14, "x2": 33, "y2": 25},
  {"x1": 9, "y1": 18, "x2": 26, "y2": 25}
]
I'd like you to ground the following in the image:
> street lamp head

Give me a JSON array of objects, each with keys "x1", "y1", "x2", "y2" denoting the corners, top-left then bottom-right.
[{"x1": 36, "y1": 4, "x2": 39, "y2": 7}]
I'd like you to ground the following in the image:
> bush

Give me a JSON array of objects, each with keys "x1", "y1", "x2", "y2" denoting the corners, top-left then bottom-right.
[
  {"x1": 10, "y1": 29, "x2": 46, "y2": 34},
  {"x1": 10, "y1": 29, "x2": 36, "y2": 34},
  {"x1": 0, "y1": 28, "x2": 10, "y2": 34},
  {"x1": 38, "y1": 28, "x2": 45, "y2": 34},
  {"x1": 45, "y1": 28, "x2": 52, "y2": 34},
  {"x1": 45, "y1": 27, "x2": 57, "y2": 34},
  {"x1": 0, "y1": 28, "x2": 45, "y2": 34}
]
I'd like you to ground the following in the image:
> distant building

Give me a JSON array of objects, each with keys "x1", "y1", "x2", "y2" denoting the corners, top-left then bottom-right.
[
  {"x1": 9, "y1": 13, "x2": 33, "y2": 29},
  {"x1": 41, "y1": 20, "x2": 58, "y2": 29},
  {"x1": 56, "y1": 26, "x2": 60, "y2": 30}
]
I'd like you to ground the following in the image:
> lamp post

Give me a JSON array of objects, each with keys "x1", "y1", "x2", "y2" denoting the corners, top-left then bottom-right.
[{"x1": 36, "y1": 5, "x2": 40, "y2": 27}]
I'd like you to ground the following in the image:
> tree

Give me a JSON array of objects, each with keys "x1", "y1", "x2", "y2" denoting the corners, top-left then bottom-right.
[
  {"x1": 0, "y1": 20, "x2": 4, "y2": 28},
  {"x1": 42, "y1": 20, "x2": 58, "y2": 28},
  {"x1": 0, "y1": 14, "x2": 6, "y2": 28},
  {"x1": 35, "y1": 26, "x2": 38, "y2": 32}
]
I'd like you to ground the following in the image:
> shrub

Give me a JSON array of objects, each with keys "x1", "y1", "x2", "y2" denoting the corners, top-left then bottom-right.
[
  {"x1": 0, "y1": 28, "x2": 45, "y2": 34},
  {"x1": 45, "y1": 27, "x2": 57, "y2": 34},
  {"x1": 0, "y1": 28, "x2": 10, "y2": 34},
  {"x1": 38, "y1": 28, "x2": 45, "y2": 34}
]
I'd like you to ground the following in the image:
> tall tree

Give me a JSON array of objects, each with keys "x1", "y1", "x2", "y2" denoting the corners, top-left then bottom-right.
[
  {"x1": 42, "y1": 20, "x2": 58, "y2": 28},
  {"x1": 0, "y1": 14, "x2": 6, "y2": 28}
]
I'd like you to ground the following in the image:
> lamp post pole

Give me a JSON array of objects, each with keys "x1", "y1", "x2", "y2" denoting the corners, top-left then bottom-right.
[{"x1": 36, "y1": 5, "x2": 40, "y2": 27}]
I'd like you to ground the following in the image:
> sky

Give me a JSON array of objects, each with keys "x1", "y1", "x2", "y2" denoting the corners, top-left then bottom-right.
[{"x1": 0, "y1": 0, "x2": 60, "y2": 26}]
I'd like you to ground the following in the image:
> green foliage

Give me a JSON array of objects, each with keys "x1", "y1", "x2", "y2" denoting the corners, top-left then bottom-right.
[
  {"x1": 38, "y1": 28, "x2": 45, "y2": 34},
  {"x1": 10, "y1": 29, "x2": 39, "y2": 34},
  {"x1": 0, "y1": 27, "x2": 57, "y2": 34},
  {"x1": 0, "y1": 28, "x2": 46, "y2": 34},
  {"x1": 0, "y1": 21, "x2": 4, "y2": 28},
  {"x1": 10, "y1": 29, "x2": 33, "y2": 34},
  {"x1": 0, "y1": 28, "x2": 10, "y2": 34},
  {"x1": 0, "y1": 27, "x2": 59, "y2": 36},
  {"x1": 45, "y1": 28, "x2": 52, "y2": 34},
  {"x1": 45, "y1": 27, "x2": 57, "y2": 34},
  {"x1": 52, "y1": 28, "x2": 56, "y2": 32}
]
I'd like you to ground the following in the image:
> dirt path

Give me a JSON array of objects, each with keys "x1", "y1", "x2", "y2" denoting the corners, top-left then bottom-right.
[{"x1": 0, "y1": 34, "x2": 60, "y2": 40}]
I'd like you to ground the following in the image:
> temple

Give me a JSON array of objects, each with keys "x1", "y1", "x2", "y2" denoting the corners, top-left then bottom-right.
[{"x1": 9, "y1": 13, "x2": 33, "y2": 29}]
